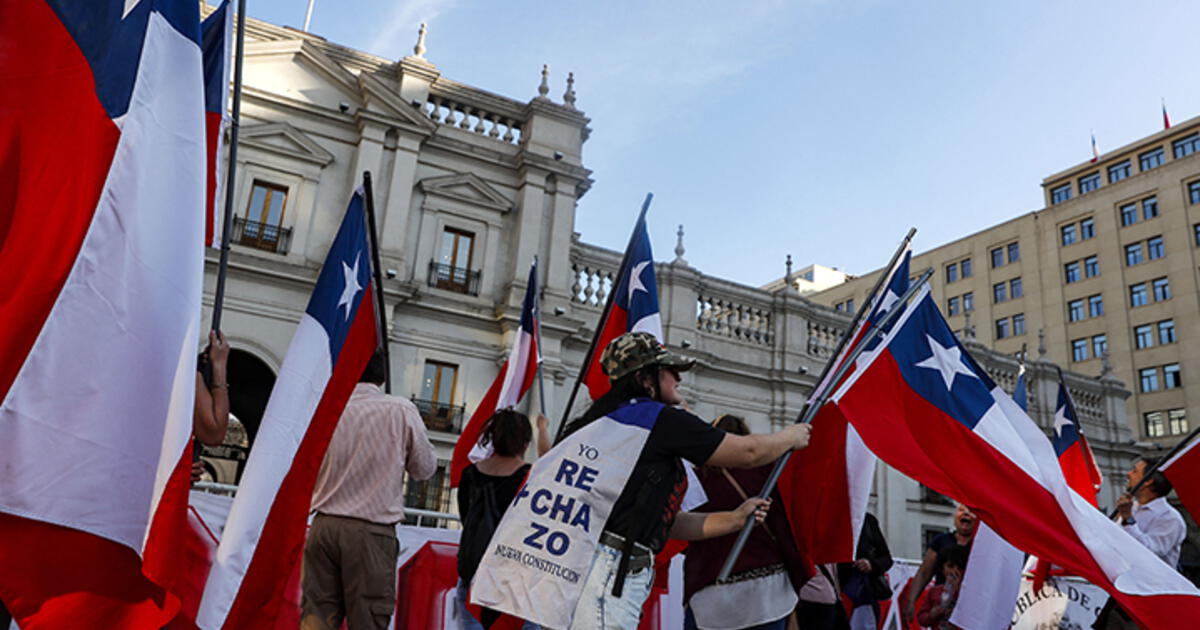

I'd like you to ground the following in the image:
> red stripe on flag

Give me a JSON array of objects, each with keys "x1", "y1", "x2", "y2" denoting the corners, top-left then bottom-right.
[
  {"x1": 219, "y1": 289, "x2": 380, "y2": 628},
  {"x1": 582, "y1": 308, "x2": 629, "y2": 400},
  {"x1": 779, "y1": 404, "x2": 855, "y2": 564},
  {"x1": 452, "y1": 365, "x2": 506, "y2": 488},
  {"x1": 143, "y1": 446, "x2": 198, "y2": 605},
  {"x1": 204, "y1": 111, "x2": 222, "y2": 247},
  {"x1": 0, "y1": 0, "x2": 119, "y2": 401},
  {"x1": 1162, "y1": 438, "x2": 1200, "y2": 522}
]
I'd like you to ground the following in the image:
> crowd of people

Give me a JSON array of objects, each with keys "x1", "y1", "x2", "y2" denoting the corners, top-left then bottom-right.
[{"x1": 181, "y1": 331, "x2": 1192, "y2": 630}]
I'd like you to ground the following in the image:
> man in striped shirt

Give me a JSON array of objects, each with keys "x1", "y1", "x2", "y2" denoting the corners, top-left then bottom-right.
[{"x1": 302, "y1": 352, "x2": 437, "y2": 630}]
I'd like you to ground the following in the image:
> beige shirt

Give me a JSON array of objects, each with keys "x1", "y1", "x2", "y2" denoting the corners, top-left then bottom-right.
[{"x1": 311, "y1": 383, "x2": 437, "y2": 524}]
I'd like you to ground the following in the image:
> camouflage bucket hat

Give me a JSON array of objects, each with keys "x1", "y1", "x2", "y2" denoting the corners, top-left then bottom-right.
[{"x1": 600, "y1": 331, "x2": 695, "y2": 381}]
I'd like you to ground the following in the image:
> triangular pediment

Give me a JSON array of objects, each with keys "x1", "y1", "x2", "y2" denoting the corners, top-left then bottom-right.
[
  {"x1": 418, "y1": 173, "x2": 511, "y2": 212},
  {"x1": 358, "y1": 72, "x2": 438, "y2": 133},
  {"x1": 244, "y1": 39, "x2": 361, "y2": 105},
  {"x1": 240, "y1": 122, "x2": 334, "y2": 166}
]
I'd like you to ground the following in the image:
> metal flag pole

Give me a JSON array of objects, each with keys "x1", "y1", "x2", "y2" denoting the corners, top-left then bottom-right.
[
  {"x1": 717, "y1": 266, "x2": 933, "y2": 581},
  {"x1": 533, "y1": 256, "x2": 548, "y2": 416},
  {"x1": 210, "y1": 0, "x2": 247, "y2": 333},
  {"x1": 303, "y1": 0, "x2": 316, "y2": 31},
  {"x1": 362, "y1": 171, "x2": 392, "y2": 393},
  {"x1": 554, "y1": 192, "x2": 653, "y2": 443}
]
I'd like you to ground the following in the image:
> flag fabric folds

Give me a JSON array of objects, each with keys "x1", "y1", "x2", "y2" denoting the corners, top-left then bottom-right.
[
  {"x1": 581, "y1": 214, "x2": 662, "y2": 400},
  {"x1": 779, "y1": 249, "x2": 911, "y2": 563},
  {"x1": 1162, "y1": 100, "x2": 1172, "y2": 130},
  {"x1": 1050, "y1": 377, "x2": 1102, "y2": 506},
  {"x1": 451, "y1": 259, "x2": 541, "y2": 487},
  {"x1": 1160, "y1": 429, "x2": 1200, "y2": 523},
  {"x1": 1091, "y1": 133, "x2": 1100, "y2": 162},
  {"x1": 200, "y1": 0, "x2": 233, "y2": 248},
  {"x1": 196, "y1": 191, "x2": 379, "y2": 629},
  {"x1": 0, "y1": 0, "x2": 206, "y2": 626},
  {"x1": 830, "y1": 287, "x2": 1200, "y2": 628}
]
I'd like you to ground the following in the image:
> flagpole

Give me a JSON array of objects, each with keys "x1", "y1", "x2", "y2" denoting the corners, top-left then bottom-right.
[
  {"x1": 210, "y1": 0, "x2": 246, "y2": 333},
  {"x1": 533, "y1": 256, "x2": 548, "y2": 416},
  {"x1": 717, "y1": 266, "x2": 933, "y2": 581},
  {"x1": 554, "y1": 192, "x2": 653, "y2": 443},
  {"x1": 361, "y1": 171, "x2": 391, "y2": 393}
]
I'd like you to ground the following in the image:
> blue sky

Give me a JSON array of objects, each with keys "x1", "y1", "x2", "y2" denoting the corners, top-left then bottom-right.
[{"x1": 243, "y1": 1, "x2": 1200, "y2": 285}]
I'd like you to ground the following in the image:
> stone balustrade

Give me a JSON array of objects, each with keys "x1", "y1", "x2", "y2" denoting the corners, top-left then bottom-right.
[
  {"x1": 423, "y1": 81, "x2": 527, "y2": 145},
  {"x1": 695, "y1": 283, "x2": 773, "y2": 346}
]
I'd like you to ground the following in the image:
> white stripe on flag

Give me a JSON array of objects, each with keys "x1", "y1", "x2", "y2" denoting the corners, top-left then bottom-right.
[
  {"x1": 950, "y1": 522, "x2": 1023, "y2": 630},
  {"x1": 196, "y1": 314, "x2": 333, "y2": 629}
]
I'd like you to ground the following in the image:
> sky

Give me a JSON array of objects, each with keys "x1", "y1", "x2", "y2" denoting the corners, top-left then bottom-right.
[{"x1": 242, "y1": 0, "x2": 1200, "y2": 286}]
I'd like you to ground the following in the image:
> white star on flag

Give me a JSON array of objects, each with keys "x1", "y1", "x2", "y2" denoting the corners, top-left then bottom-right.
[
  {"x1": 338, "y1": 253, "x2": 362, "y2": 320},
  {"x1": 628, "y1": 260, "x2": 650, "y2": 302},
  {"x1": 1053, "y1": 407, "x2": 1072, "y2": 438},
  {"x1": 122, "y1": 0, "x2": 144, "y2": 19},
  {"x1": 876, "y1": 289, "x2": 900, "y2": 317},
  {"x1": 915, "y1": 334, "x2": 976, "y2": 390}
]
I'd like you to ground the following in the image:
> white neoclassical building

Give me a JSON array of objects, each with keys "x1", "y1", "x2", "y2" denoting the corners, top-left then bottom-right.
[{"x1": 204, "y1": 12, "x2": 1137, "y2": 560}]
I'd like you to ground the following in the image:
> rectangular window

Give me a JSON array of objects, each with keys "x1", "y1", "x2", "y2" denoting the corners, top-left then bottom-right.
[
  {"x1": 404, "y1": 460, "x2": 452, "y2": 519},
  {"x1": 835, "y1": 302, "x2": 844, "y2": 312},
  {"x1": 1013, "y1": 313, "x2": 1026, "y2": 336},
  {"x1": 1010, "y1": 277, "x2": 1023, "y2": 298},
  {"x1": 1140, "y1": 147, "x2": 1165, "y2": 171},
  {"x1": 1079, "y1": 172, "x2": 1101, "y2": 193},
  {"x1": 991, "y1": 248, "x2": 1004, "y2": 269},
  {"x1": 846, "y1": 299, "x2": 855, "y2": 314},
  {"x1": 962, "y1": 292, "x2": 974, "y2": 312},
  {"x1": 1051, "y1": 183, "x2": 1073, "y2": 205},
  {"x1": 1007, "y1": 242, "x2": 1020, "y2": 262},
  {"x1": 1173, "y1": 133, "x2": 1200, "y2": 159},
  {"x1": 1153, "y1": 276, "x2": 1171, "y2": 301},
  {"x1": 1120, "y1": 203, "x2": 1139, "y2": 226},
  {"x1": 996, "y1": 318, "x2": 1010, "y2": 339},
  {"x1": 1147, "y1": 235, "x2": 1164, "y2": 259},
  {"x1": 946, "y1": 263, "x2": 958, "y2": 284},
  {"x1": 435, "y1": 228, "x2": 477, "y2": 294},
  {"x1": 1168, "y1": 409, "x2": 1189, "y2": 436},
  {"x1": 240, "y1": 180, "x2": 290, "y2": 253},
  {"x1": 1140, "y1": 367, "x2": 1160, "y2": 393},
  {"x1": 1142, "y1": 196, "x2": 1159, "y2": 220},
  {"x1": 993, "y1": 282, "x2": 1007, "y2": 303},
  {"x1": 1195, "y1": 223, "x2": 1200, "y2": 247},
  {"x1": 1080, "y1": 218, "x2": 1095, "y2": 240},
  {"x1": 1071, "y1": 339, "x2": 1088, "y2": 362},
  {"x1": 1092, "y1": 334, "x2": 1107, "y2": 357},
  {"x1": 1158, "y1": 320, "x2": 1176, "y2": 344},
  {"x1": 1145, "y1": 411, "x2": 1166, "y2": 438},
  {"x1": 1125, "y1": 243, "x2": 1143, "y2": 266},
  {"x1": 1164, "y1": 363, "x2": 1182, "y2": 389},
  {"x1": 1061, "y1": 224, "x2": 1077, "y2": 246},
  {"x1": 1068, "y1": 299, "x2": 1085, "y2": 322},
  {"x1": 1084, "y1": 256, "x2": 1100, "y2": 278},
  {"x1": 1130, "y1": 283, "x2": 1148, "y2": 307},
  {"x1": 960, "y1": 258, "x2": 973, "y2": 278},
  {"x1": 1064, "y1": 261, "x2": 1081, "y2": 283},
  {"x1": 1088, "y1": 294, "x2": 1104, "y2": 317},
  {"x1": 1108, "y1": 160, "x2": 1131, "y2": 183},
  {"x1": 947, "y1": 296, "x2": 960, "y2": 316},
  {"x1": 1190, "y1": 181, "x2": 1200, "y2": 205},
  {"x1": 1135, "y1": 324, "x2": 1154, "y2": 349},
  {"x1": 420, "y1": 360, "x2": 458, "y2": 411}
]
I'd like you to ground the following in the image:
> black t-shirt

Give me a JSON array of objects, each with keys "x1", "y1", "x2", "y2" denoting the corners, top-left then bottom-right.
[
  {"x1": 602, "y1": 403, "x2": 726, "y2": 553},
  {"x1": 926, "y1": 532, "x2": 971, "y2": 584},
  {"x1": 456, "y1": 462, "x2": 531, "y2": 580}
]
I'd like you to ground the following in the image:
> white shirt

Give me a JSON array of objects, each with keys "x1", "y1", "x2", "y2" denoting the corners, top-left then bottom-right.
[{"x1": 1123, "y1": 496, "x2": 1186, "y2": 569}]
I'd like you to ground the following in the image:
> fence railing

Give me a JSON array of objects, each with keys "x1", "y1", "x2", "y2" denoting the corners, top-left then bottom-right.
[
  {"x1": 232, "y1": 216, "x2": 292, "y2": 254},
  {"x1": 412, "y1": 397, "x2": 466, "y2": 434},
  {"x1": 427, "y1": 261, "x2": 481, "y2": 296}
]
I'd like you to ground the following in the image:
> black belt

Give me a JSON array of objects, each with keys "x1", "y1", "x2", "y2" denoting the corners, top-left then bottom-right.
[{"x1": 599, "y1": 531, "x2": 653, "y2": 573}]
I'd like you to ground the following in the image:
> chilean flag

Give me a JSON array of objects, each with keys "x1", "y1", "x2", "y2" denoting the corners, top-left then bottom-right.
[
  {"x1": 1091, "y1": 132, "x2": 1100, "y2": 163},
  {"x1": 196, "y1": 191, "x2": 379, "y2": 629},
  {"x1": 1050, "y1": 377, "x2": 1102, "y2": 505},
  {"x1": 1163, "y1": 100, "x2": 1172, "y2": 130},
  {"x1": 778, "y1": 250, "x2": 911, "y2": 563},
  {"x1": 200, "y1": 0, "x2": 233, "y2": 248},
  {"x1": 1160, "y1": 429, "x2": 1200, "y2": 525},
  {"x1": 582, "y1": 213, "x2": 662, "y2": 399},
  {"x1": 450, "y1": 259, "x2": 541, "y2": 487},
  {"x1": 831, "y1": 287, "x2": 1200, "y2": 628},
  {"x1": 0, "y1": 0, "x2": 206, "y2": 626}
]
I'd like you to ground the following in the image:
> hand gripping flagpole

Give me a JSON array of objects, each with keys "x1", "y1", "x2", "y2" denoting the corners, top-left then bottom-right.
[
  {"x1": 210, "y1": 0, "x2": 247, "y2": 333},
  {"x1": 554, "y1": 193, "x2": 654, "y2": 443},
  {"x1": 716, "y1": 265, "x2": 930, "y2": 582},
  {"x1": 362, "y1": 171, "x2": 392, "y2": 393}
]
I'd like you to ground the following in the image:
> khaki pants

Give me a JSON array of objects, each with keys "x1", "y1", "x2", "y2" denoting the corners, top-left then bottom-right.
[{"x1": 301, "y1": 514, "x2": 399, "y2": 630}]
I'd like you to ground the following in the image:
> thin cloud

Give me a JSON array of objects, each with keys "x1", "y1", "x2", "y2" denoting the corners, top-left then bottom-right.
[{"x1": 365, "y1": 0, "x2": 459, "y2": 59}]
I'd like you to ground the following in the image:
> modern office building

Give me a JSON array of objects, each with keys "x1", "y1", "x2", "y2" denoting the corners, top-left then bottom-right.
[{"x1": 811, "y1": 117, "x2": 1200, "y2": 447}]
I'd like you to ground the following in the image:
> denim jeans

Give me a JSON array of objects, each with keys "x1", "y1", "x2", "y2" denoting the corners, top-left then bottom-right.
[{"x1": 569, "y1": 543, "x2": 655, "y2": 629}]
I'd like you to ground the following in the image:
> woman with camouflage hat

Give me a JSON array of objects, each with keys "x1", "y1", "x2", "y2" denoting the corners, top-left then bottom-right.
[{"x1": 559, "y1": 331, "x2": 813, "y2": 629}]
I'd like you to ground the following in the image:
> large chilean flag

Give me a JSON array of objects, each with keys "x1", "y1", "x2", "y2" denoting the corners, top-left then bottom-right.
[
  {"x1": 196, "y1": 191, "x2": 379, "y2": 629},
  {"x1": 581, "y1": 213, "x2": 662, "y2": 399},
  {"x1": 0, "y1": 0, "x2": 205, "y2": 626},
  {"x1": 831, "y1": 287, "x2": 1200, "y2": 628}
]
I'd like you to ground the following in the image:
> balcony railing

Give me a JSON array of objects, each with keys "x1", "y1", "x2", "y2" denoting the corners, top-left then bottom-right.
[
  {"x1": 232, "y1": 216, "x2": 292, "y2": 254},
  {"x1": 427, "y1": 261, "x2": 480, "y2": 296},
  {"x1": 412, "y1": 397, "x2": 465, "y2": 433}
]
